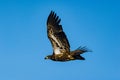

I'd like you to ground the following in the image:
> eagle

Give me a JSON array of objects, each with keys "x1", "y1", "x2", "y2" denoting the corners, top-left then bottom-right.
[{"x1": 45, "y1": 11, "x2": 90, "y2": 62}]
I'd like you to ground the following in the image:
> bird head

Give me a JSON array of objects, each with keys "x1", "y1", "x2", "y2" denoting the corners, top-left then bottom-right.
[{"x1": 44, "y1": 55, "x2": 52, "y2": 60}]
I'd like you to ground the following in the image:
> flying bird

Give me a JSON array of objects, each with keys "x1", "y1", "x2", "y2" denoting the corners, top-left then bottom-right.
[{"x1": 45, "y1": 11, "x2": 90, "y2": 62}]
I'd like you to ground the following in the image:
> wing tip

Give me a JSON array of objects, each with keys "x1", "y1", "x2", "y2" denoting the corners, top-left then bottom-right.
[
  {"x1": 50, "y1": 10, "x2": 54, "y2": 13},
  {"x1": 47, "y1": 10, "x2": 61, "y2": 25}
]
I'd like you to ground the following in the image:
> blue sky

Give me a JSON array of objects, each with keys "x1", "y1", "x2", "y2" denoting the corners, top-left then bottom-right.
[{"x1": 0, "y1": 0, "x2": 120, "y2": 80}]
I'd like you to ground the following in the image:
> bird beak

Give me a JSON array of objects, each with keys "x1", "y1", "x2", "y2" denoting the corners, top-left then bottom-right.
[{"x1": 45, "y1": 57, "x2": 48, "y2": 59}]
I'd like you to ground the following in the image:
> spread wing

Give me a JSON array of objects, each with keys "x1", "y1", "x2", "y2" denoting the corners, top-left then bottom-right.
[{"x1": 47, "y1": 11, "x2": 70, "y2": 55}]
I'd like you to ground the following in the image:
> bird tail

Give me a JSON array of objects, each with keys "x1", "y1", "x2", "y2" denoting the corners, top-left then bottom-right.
[
  {"x1": 72, "y1": 46, "x2": 91, "y2": 54},
  {"x1": 70, "y1": 46, "x2": 91, "y2": 60},
  {"x1": 76, "y1": 46, "x2": 91, "y2": 53}
]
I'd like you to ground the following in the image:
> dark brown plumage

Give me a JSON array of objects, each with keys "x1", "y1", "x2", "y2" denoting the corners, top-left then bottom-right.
[{"x1": 45, "y1": 11, "x2": 90, "y2": 62}]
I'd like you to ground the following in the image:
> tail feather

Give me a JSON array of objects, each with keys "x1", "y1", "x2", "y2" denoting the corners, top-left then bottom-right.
[
  {"x1": 70, "y1": 46, "x2": 91, "y2": 55},
  {"x1": 70, "y1": 46, "x2": 91, "y2": 60},
  {"x1": 74, "y1": 55, "x2": 85, "y2": 60},
  {"x1": 76, "y1": 46, "x2": 91, "y2": 53}
]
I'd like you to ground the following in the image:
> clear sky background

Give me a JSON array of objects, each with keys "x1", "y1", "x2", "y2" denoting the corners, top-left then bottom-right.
[{"x1": 0, "y1": 0, "x2": 120, "y2": 80}]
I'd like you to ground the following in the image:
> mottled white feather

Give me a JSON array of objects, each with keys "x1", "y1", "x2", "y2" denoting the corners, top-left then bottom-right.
[
  {"x1": 51, "y1": 34, "x2": 61, "y2": 47},
  {"x1": 54, "y1": 47, "x2": 62, "y2": 54}
]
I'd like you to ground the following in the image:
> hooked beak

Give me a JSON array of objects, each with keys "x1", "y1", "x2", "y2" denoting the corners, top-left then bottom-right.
[{"x1": 45, "y1": 57, "x2": 48, "y2": 59}]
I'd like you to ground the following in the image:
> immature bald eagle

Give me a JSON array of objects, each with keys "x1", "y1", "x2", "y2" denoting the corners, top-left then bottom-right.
[{"x1": 45, "y1": 11, "x2": 90, "y2": 61}]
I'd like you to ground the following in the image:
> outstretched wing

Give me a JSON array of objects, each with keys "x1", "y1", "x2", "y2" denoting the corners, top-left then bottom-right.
[{"x1": 47, "y1": 11, "x2": 70, "y2": 55}]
